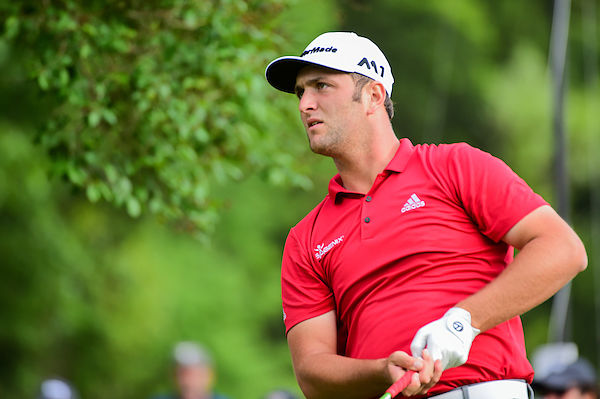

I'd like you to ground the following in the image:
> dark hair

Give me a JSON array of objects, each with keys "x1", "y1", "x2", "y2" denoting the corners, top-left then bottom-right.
[{"x1": 350, "y1": 73, "x2": 394, "y2": 120}]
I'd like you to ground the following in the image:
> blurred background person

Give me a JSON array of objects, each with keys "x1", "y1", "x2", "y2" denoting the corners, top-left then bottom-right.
[
  {"x1": 151, "y1": 341, "x2": 230, "y2": 399},
  {"x1": 38, "y1": 378, "x2": 78, "y2": 399},
  {"x1": 532, "y1": 357, "x2": 598, "y2": 399}
]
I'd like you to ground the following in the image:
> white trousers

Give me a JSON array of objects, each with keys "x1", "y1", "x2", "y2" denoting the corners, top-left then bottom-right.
[{"x1": 430, "y1": 379, "x2": 533, "y2": 399}]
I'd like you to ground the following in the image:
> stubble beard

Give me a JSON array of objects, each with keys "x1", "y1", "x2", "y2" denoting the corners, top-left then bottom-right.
[
  {"x1": 305, "y1": 92, "x2": 363, "y2": 158},
  {"x1": 307, "y1": 124, "x2": 345, "y2": 158}
]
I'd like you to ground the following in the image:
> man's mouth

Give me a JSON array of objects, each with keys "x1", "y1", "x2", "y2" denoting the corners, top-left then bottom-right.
[{"x1": 307, "y1": 119, "x2": 323, "y2": 128}]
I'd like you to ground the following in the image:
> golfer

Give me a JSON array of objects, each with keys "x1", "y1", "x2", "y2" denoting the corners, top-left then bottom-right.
[{"x1": 265, "y1": 32, "x2": 587, "y2": 399}]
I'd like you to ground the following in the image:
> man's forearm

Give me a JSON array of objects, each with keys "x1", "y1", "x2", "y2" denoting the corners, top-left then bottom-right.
[
  {"x1": 287, "y1": 311, "x2": 406, "y2": 399},
  {"x1": 294, "y1": 353, "x2": 389, "y2": 399}
]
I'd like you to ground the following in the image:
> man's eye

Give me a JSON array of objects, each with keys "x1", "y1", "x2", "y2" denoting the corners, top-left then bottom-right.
[
  {"x1": 295, "y1": 90, "x2": 304, "y2": 99},
  {"x1": 316, "y1": 82, "x2": 327, "y2": 89}
]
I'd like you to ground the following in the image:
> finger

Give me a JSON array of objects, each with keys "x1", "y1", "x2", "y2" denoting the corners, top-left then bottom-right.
[
  {"x1": 419, "y1": 358, "x2": 444, "y2": 395},
  {"x1": 410, "y1": 330, "x2": 428, "y2": 358},
  {"x1": 417, "y1": 349, "x2": 435, "y2": 385},
  {"x1": 389, "y1": 351, "x2": 423, "y2": 371},
  {"x1": 432, "y1": 358, "x2": 444, "y2": 382},
  {"x1": 401, "y1": 369, "x2": 423, "y2": 397},
  {"x1": 417, "y1": 349, "x2": 439, "y2": 394}
]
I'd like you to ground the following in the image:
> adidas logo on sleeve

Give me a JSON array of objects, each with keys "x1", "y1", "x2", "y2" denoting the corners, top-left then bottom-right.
[{"x1": 401, "y1": 194, "x2": 425, "y2": 213}]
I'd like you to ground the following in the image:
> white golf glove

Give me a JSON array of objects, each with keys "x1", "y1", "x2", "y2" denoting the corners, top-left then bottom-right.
[{"x1": 410, "y1": 307, "x2": 480, "y2": 371}]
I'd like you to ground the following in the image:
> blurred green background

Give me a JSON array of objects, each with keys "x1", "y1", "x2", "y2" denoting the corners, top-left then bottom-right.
[{"x1": 0, "y1": 0, "x2": 599, "y2": 398}]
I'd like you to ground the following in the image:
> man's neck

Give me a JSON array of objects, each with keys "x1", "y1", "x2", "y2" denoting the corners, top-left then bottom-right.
[{"x1": 333, "y1": 136, "x2": 400, "y2": 194}]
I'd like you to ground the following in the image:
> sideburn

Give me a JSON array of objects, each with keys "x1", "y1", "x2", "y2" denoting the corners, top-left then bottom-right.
[{"x1": 350, "y1": 73, "x2": 372, "y2": 102}]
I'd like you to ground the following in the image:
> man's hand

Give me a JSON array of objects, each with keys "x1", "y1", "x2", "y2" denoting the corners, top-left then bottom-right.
[
  {"x1": 384, "y1": 350, "x2": 442, "y2": 396},
  {"x1": 410, "y1": 307, "x2": 480, "y2": 370}
]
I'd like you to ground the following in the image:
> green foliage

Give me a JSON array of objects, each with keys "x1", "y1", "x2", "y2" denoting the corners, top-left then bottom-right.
[
  {"x1": 338, "y1": 0, "x2": 502, "y2": 150},
  {"x1": 0, "y1": 127, "x2": 110, "y2": 398},
  {"x1": 483, "y1": 43, "x2": 554, "y2": 200},
  {"x1": 1, "y1": 0, "x2": 311, "y2": 237},
  {"x1": 0, "y1": 1, "x2": 337, "y2": 398},
  {"x1": 0, "y1": 127, "x2": 310, "y2": 398}
]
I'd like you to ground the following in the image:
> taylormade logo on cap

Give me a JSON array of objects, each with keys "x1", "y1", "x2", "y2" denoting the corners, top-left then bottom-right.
[
  {"x1": 301, "y1": 46, "x2": 338, "y2": 57},
  {"x1": 265, "y1": 32, "x2": 394, "y2": 96}
]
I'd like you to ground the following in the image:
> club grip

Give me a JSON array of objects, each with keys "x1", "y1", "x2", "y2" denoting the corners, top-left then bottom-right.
[{"x1": 384, "y1": 370, "x2": 416, "y2": 398}]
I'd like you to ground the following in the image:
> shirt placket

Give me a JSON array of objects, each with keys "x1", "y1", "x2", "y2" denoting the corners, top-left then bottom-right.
[{"x1": 361, "y1": 172, "x2": 388, "y2": 240}]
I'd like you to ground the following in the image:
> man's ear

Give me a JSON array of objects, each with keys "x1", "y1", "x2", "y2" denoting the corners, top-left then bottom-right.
[{"x1": 365, "y1": 81, "x2": 386, "y2": 115}]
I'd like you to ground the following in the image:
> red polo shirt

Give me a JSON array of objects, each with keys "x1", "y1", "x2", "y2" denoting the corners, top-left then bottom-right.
[{"x1": 281, "y1": 139, "x2": 547, "y2": 395}]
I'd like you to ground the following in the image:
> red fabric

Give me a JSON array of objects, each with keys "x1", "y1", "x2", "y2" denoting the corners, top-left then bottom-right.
[{"x1": 281, "y1": 139, "x2": 548, "y2": 395}]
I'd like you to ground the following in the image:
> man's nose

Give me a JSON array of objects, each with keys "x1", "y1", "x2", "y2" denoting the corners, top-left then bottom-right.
[{"x1": 298, "y1": 90, "x2": 317, "y2": 113}]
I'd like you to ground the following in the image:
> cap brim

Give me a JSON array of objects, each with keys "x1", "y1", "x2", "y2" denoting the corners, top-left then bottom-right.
[
  {"x1": 531, "y1": 380, "x2": 569, "y2": 391},
  {"x1": 265, "y1": 56, "x2": 349, "y2": 94},
  {"x1": 265, "y1": 57, "x2": 314, "y2": 94}
]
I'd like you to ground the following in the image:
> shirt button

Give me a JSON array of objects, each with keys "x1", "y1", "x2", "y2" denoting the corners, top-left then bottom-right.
[
  {"x1": 364, "y1": 217, "x2": 371, "y2": 223},
  {"x1": 365, "y1": 196, "x2": 372, "y2": 202}
]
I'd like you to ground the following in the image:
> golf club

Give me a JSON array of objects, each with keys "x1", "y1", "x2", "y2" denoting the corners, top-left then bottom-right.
[{"x1": 378, "y1": 370, "x2": 416, "y2": 399}]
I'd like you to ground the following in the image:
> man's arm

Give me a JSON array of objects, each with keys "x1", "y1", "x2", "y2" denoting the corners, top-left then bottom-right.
[
  {"x1": 287, "y1": 310, "x2": 441, "y2": 399},
  {"x1": 456, "y1": 204, "x2": 587, "y2": 331},
  {"x1": 410, "y1": 205, "x2": 587, "y2": 370}
]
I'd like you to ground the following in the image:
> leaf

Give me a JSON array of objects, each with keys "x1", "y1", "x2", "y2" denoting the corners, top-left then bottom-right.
[
  {"x1": 80, "y1": 44, "x2": 92, "y2": 59},
  {"x1": 4, "y1": 16, "x2": 20, "y2": 39},
  {"x1": 37, "y1": 72, "x2": 49, "y2": 91},
  {"x1": 86, "y1": 184, "x2": 102, "y2": 202},
  {"x1": 67, "y1": 163, "x2": 87, "y2": 185},
  {"x1": 126, "y1": 197, "x2": 142, "y2": 217},
  {"x1": 102, "y1": 109, "x2": 117, "y2": 125},
  {"x1": 88, "y1": 110, "x2": 101, "y2": 127},
  {"x1": 8, "y1": 0, "x2": 313, "y2": 236}
]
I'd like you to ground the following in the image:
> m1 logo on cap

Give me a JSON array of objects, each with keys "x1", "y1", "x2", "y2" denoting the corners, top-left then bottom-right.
[{"x1": 358, "y1": 57, "x2": 385, "y2": 78}]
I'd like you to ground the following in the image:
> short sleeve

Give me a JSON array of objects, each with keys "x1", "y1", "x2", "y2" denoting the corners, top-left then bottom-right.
[
  {"x1": 281, "y1": 228, "x2": 335, "y2": 334},
  {"x1": 445, "y1": 143, "x2": 548, "y2": 242}
]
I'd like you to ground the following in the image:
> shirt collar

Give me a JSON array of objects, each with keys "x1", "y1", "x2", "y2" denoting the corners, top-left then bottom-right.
[{"x1": 327, "y1": 138, "x2": 415, "y2": 201}]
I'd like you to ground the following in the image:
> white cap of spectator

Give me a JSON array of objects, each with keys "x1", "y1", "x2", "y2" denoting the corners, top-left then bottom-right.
[{"x1": 38, "y1": 378, "x2": 77, "y2": 399}]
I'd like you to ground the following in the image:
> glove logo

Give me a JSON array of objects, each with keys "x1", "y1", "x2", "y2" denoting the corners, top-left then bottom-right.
[{"x1": 452, "y1": 321, "x2": 464, "y2": 332}]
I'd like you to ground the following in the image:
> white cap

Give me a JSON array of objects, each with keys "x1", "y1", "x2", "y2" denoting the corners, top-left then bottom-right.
[
  {"x1": 39, "y1": 379, "x2": 75, "y2": 399},
  {"x1": 265, "y1": 32, "x2": 394, "y2": 96},
  {"x1": 173, "y1": 341, "x2": 213, "y2": 367},
  {"x1": 532, "y1": 342, "x2": 579, "y2": 380}
]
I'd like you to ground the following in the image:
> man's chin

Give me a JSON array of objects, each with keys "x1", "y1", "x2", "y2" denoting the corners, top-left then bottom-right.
[
  {"x1": 308, "y1": 136, "x2": 334, "y2": 155},
  {"x1": 309, "y1": 143, "x2": 336, "y2": 157}
]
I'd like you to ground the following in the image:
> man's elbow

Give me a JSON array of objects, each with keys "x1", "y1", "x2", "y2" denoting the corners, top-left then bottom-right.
[
  {"x1": 572, "y1": 237, "x2": 588, "y2": 273},
  {"x1": 293, "y1": 359, "x2": 325, "y2": 399},
  {"x1": 565, "y1": 231, "x2": 588, "y2": 274},
  {"x1": 294, "y1": 373, "x2": 323, "y2": 399}
]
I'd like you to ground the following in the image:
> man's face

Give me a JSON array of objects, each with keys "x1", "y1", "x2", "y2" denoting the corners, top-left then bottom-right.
[
  {"x1": 542, "y1": 386, "x2": 596, "y2": 399},
  {"x1": 175, "y1": 364, "x2": 213, "y2": 399},
  {"x1": 294, "y1": 65, "x2": 367, "y2": 157}
]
